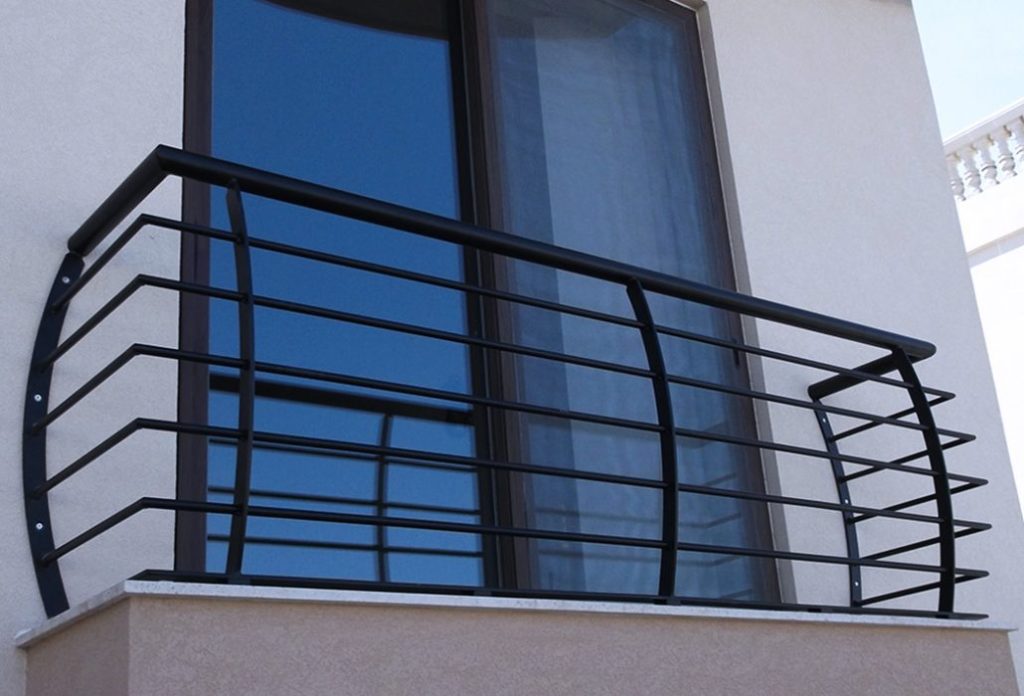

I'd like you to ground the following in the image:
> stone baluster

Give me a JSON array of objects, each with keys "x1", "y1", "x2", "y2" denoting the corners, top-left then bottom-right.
[
  {"x1": 944, "y1": 100, "x2": 1024, "y2": 201},
  {"x1": 992, "y1": 128, "x2": 1018, "y2": 180},
  {"x1": 973, "y1": 137, "x2": 999, "y2": 189},
  {"x1": 957, "y1": 146, "x2": 982, "y2": 196},
  {"x1": 947, "y1": 154, "x2": 965, "y2": 200},
  {"x1": 1006, "y1": 118, "x2": 1024, "y2": 169}
]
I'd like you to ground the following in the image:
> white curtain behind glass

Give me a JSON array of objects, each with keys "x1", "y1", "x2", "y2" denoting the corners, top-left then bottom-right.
[{"x1": 486, "y1": 0, "x2": 777, "y2": 600}]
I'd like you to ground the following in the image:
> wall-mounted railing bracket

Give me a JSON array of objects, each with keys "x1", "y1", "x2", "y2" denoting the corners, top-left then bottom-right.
[{"x1": 24, "y1": 252, "x2": 84, "y2": 617}]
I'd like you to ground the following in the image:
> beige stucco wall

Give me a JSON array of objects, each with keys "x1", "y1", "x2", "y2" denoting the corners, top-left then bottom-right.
[
  {"x1": 21, "y1": 587, "x2": 1018, "y2": 696},
  {"x1": 3, "y1": 0, "x2": 1023, "y2": 694}
]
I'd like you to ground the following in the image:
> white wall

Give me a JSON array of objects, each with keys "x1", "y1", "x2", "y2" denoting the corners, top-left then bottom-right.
[
  {"x1": 970, "y1": 242, "x2": 1024, "y2": 517},
  {"x1": 960, "y1": 175, "x2": 1024, "y2": 252},
  {"x1": 704, "y1": 0, "x2": 1024, "y2": 686},
  {"x1": 960, "y1": 175, "x2": 1024, "y2": 519},
  {"x1": 0, "y1": 3, "x2": 184, "y2": 695},
  {"x1": 1, "y1": 0, "x2": 1022, "y2": 694}
]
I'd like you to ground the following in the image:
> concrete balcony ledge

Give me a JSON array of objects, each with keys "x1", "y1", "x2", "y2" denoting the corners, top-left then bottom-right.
[{"x1": 16, "y1": 581, "x2": 1019, "y2": 695}]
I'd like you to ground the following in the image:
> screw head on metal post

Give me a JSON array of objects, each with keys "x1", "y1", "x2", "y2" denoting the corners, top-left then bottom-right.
[
  {"x1": 32, "y1": 394, "x2": 42, "y2": 403},
  {"x1": 60, "y1": 276, "x2": 71, "y2": 284},
  {"x1": 35, "y1": 522, "x2": 44, "y2": 531}
]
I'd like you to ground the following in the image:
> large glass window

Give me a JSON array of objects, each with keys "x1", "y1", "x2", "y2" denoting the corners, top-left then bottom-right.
[{"x1": 186, "y1": 0, "x2": 777, "y2": 602}]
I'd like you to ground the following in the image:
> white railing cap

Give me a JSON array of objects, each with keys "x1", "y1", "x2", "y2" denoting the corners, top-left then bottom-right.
[{"x1": 944, "y1": 97, "x2": 1024, "y2": 155}]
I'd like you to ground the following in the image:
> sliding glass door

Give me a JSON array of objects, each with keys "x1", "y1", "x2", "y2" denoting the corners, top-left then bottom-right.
[{"x1": 188, "y1": 0, "x2": 776, "y2": 601}]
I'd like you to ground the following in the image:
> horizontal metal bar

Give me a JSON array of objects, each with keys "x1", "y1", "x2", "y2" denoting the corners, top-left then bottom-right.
[
  {"x1": 134, "y1": 569, "x2": 988, "y2": 620},
  {"x1": 808, "y1": 351, "x2": 955, "y2": 403},
  {"x1": 42, "y1": 497, "x2": 225, "y2": 563},
  {"x1": 206, "y1": 534, "x2": 484, "y2": 558},
  {"x1": 33, "y1": 345, "x2": 243, "y2": 433},
  {"x1": 675, "y1": 480, "x2": 956, "y2": 526},
  {"x1": 210, "y1": 372, "x2": 474, "y2": 426},
  {"x1": 851, "y1": 482, "x2": 983, "y2": 523},
  {"x1": 672, "y1": 424, "x2": 983, "y2": 484},
  {"x1": 862, "y1": 526, "x2": 988, "y2": 561},
  {"x1": 242, "y1": 359, "x2": 659, "y2": 435},
  {"x1": 809, "y1": 354, "x2": 903, "y2": 400},
  {"x1": 655, "y1": 323, "x2": 939, "y2": 394},
  {"x1": 53, "y1": 214, "x2": 236, "y2": 311},
  {"x1": 673, "y1": 538, "x2": 987, "y2": 577},
  {"x1": 841, "y1": 438, "x2": 983, "y2": 484},
  {"x1": 667, "y1": 371, "x2": 937, "y2": 435},
  {"x1": 829, "y1": 395, "x2": 958, "y2": 442},
  {"x1": 33, "y1": 421, "x2": 140, "y2": 497},
  {"x1": 857, "y1": 573, "x2": 984, "y2": 607},
  {"x1": 38, "y1": 277, "x2": 146, "y2": 369},
  {"x1": 209, "y1": 485, "x2": 480, "y2": 517},
  {"x1": 252, "y1": 293, "x2": 654, "y2": 381},
  {"x1": 245, "y1": 429, "x2": 649, "y2": 489},
  {"x1": 137, "y1": 214, "x2": 236, "y2": 242},
  {"x1": 210, "y1": 437, "x2": 376, "y2": 462},
  {"x1": 834, "y1": 424, "x2": 975, "y2": 447},
  {"x1": 31, "y1": 346, "x2": 136, "y2": 433},
  {"x1": 887, "y1": 436, "x2": 974, "y2": 466},
  {"x1": 36, "y1": 419, "x2": 238, "y2": 496},
  {"x1": 248, "y1": 234, "x2": 643, "y2": 330},
  {"x1": 38, "y1": 275, "x2": 243, "y2": 368},
  {"x1": 68, "y1": 146, "x2": 937, "y2": 360},
  {"x1": 855, "y1": 515, "x2": 990, "y2": 535},
  {"x1": 210, "y1": 437, "x2": 478, "y2": 474},
  {"x1": 51, "y1": 216, "x2": 147, "y2": 311}
]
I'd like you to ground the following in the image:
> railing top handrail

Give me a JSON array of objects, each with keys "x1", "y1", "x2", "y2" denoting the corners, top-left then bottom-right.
[
  {"x1": 944, "y1": 97, "x2": 1024, "y2": 155},
  {"x1": 67, "y1": 145, "x2": 936, "y2": 361}
]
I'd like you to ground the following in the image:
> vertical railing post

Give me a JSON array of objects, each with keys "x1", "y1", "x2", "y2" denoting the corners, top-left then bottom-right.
[
  {"x1": 374, "y1": 414, "x2": 393, "y2": 583},
  {"x1": 810, "y1": 400, "x2": 863, "y2": 606},
  {"x1": 892, "y1": 348, "x2": 956, "y2": 613},
  {"x1": 224, "y1": 182, "x2": 256, "y2": 577},
  {"x1": 626, "y1": 279, "x2": 679, "y2": 601}
]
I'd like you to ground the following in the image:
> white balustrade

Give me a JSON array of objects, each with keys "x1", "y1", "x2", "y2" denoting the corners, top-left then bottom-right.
[
  {"x1": 947, "y1": 154, "x2": 965, "y2": 200},
  {"x1": 944, "y1": 98, "x2": 1024, "y2": 200}
]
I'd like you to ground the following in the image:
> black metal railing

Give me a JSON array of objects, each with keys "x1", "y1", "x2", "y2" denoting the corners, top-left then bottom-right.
[{"x1": 24, "y1": 145, "x2": 989, "y2": 619}]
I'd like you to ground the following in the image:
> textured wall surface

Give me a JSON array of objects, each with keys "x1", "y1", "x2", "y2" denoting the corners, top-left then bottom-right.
[
  {"x1": 0, "y1": 3, "x2": 184, "y2": 695},
  {"x1": 22, "y1": 589, "x2": 1018, "y2": 696},
  {"x1": 702, "y1": 0, "x2": 1024, "y2": 684}
]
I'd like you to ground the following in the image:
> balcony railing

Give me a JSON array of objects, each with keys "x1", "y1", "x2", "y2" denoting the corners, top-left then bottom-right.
[
  {"x1": 24, "y1": 146, "x2": 988, "y2": 620},
  {"x1": 945, "y1": 97, "x2": 1024, "y2": 200}
]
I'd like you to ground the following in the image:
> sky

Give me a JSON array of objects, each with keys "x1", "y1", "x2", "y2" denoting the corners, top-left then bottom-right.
[{"x1": 914, "y1": 0, "x2": 1024, "y2": 139}]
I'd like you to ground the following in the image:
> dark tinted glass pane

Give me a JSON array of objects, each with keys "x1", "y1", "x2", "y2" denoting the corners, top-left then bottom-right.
[{"x1": 206, "y1": 0, "x2": 482, "y2": 586}]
